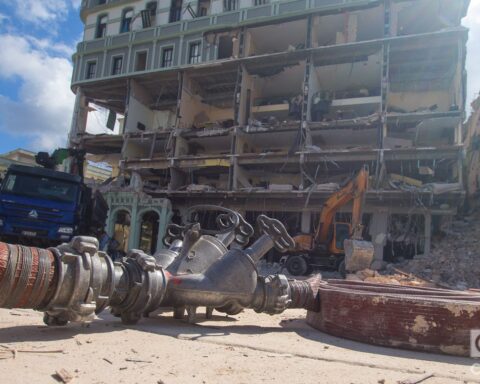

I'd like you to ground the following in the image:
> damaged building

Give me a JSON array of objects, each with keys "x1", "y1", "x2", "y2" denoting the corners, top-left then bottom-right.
[{"x1": 70, "y1": 0, "x2": 470, "y2": 264}]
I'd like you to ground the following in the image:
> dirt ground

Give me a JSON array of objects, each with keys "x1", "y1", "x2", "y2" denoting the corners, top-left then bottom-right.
[{"x1": 0, "y1": 308, "x2": 478, "y2": 384}]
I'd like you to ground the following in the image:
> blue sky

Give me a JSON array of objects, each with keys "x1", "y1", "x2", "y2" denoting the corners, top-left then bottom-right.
[
  {"x1": 0, "y1": 0, "x2": 85, "y2": 154},
  {"x1": 0, "y1": 0, "x2": 479, "y2": 155}
]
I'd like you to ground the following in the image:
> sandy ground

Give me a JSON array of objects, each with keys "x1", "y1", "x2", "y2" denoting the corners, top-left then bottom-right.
[{"x1": 0, "y1": 307, "x2": 478, "y2": 384}]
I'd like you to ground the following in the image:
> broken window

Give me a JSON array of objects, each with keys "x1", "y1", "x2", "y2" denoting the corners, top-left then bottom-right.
[
  {"x1": 162, "y1": 47, "x2": 174, "y2": 68},
  {"x1": 169, "y1": 0, "x2": 182, "y2": 22},
  {"x1": 142, "y1": 1, "x2": 157, "y2": 28},
  {"x1": 223, "y1": 0, "x2": 238, "y2": 12},
  {"x1": 247, "y1": 19, "x2": 307, "y2": 56},
  {"x1": 197, "y1": 0, "x2": 210, "y2": 16},
  {"x1": 86, "y1": 61, "x2": 97, "y2": 79},
  {"x1": 112, "y1": 56, "x2": 123, "y2": 75},
  {"x1": 120, "y1": 8, "x2": 134, "y2": 33},
  {"x1": 188, "y1": 42, "x2": 201, "y2": 64},
  {"x1": 217, "y1": 36, "x2": 233, "y2": 59},
  {"x1": 135, "y1": 51, "x2": 148, "y2": 71},
  {"x1": 95, "y1": 14, "x2": 107, "y2": 38}
]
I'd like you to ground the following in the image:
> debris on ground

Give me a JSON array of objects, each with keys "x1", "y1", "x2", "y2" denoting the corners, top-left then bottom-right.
[
  {"x1": 0, "y1": 345, "x2": 16, "y2": 360},
  {"x1": 390, "y1": 214, "x2": 480, "y2": 290},
  {"x1": 0, "y1": 344, "x2": 64, "y2": 359},
  {"x1": 53, "y1": 369, "x2": 73, "y2": 383},
  {"x1": 347, "y1": 268, "x2": 435, "y2": 287},
  {"x1": 397, "y1": 373, "x2": 434, "y2": 384}
]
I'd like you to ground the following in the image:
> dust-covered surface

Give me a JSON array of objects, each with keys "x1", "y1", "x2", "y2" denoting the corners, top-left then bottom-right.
[
  {"x1": 0, "y1": 308, "x2": 478, "y2": 384},
  {"x1": 390, "y1": 214, "x2": 480, "y2": 290},
  {"x1": 346, "y1": 268, "x2": 436, "y2": 287}
]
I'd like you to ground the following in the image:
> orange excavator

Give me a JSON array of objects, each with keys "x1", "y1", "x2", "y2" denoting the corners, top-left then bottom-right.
[{"x1": 283, "y1": 166, "x2": 374, "y2": 276}]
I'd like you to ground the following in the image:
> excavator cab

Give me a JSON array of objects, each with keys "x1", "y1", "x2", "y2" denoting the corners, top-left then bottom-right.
[{"x1": 329, "y1": 222, "x2": 351, "y2": 255}]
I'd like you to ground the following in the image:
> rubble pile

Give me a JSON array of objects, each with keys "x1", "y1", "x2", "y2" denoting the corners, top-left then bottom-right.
[
  {"x1": 261, "y1": 213, "x2": 480, "y2": 291},
  {"x1": 391, "y1": 215, "x2": 480, "y2": 290},
  {"x1": 346, "y1": 268, "x2": 434, "y2": 287}
]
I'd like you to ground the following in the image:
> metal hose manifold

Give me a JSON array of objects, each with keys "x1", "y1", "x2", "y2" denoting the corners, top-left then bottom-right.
[
  {"x1": 253, "y1": 275, "x2": 291, "y2": 315},
  {"x1": 0, "y1": 211, "x2": 322, "y2": 327},
  {"x1": 110, "y1": 249, "x2": 168, "y2": 324},
  {"x1": 43, "y1": 237, "x2": 116, "y2": 325}
]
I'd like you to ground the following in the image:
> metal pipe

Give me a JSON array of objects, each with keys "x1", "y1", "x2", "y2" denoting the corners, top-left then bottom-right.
[{"x1": 245, "y1": 234, "x2": 274, "y2": 263}]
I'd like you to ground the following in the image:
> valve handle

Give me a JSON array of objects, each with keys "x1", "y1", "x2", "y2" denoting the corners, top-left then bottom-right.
[
  {"x1": 216, "y1": 213, "x2": 254, "y2": 247},
  {"x1": 163, "y1": 224, "x2": 186, "y2": 247},
  {"x1": 187, "y1": 205, "x2": 254, "y2": 246},
  {"x1": 216, "y1": 212, "x2": 239, "y2": 230},
  {"x1": 257, "y1": 215, "x2": 295, "y2": 253}
]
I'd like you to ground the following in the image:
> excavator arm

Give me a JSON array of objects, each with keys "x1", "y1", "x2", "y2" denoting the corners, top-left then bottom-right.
[
  {"x1": 315, "y1": 166, "x2": 369, "y2": 245},
  {"x1": 291, "y1": 165, "x2": 373, "y2": 273}
]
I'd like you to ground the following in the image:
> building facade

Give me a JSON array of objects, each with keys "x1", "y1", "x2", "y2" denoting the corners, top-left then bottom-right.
[{"x1": 71, "y1": 0, "x2": 470, "y2": 260}]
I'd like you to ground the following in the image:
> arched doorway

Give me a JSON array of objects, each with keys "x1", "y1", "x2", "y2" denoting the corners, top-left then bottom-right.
[
  {"x1": 113, "y1": 209, "x2": 131, "y2": 256},
  {"x1": 139, "y1": 211, "x2": 159, "y2": 254}
]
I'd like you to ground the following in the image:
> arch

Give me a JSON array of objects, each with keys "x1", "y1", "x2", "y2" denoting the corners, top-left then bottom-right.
[
  {"x1": 111, "y1": 208, "x2": 131, "y2": 256},
  {"x1": 138, "y1": 210, "x2": 160, "y2": 254},
  {"x1": 120, "y1": 7, "x2": 134, "y2": 33},
  {"x1": 95, "y1": 13, "x2": 108, "y2": 38}
]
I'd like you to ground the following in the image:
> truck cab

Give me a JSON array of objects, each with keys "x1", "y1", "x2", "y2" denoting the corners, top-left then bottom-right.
[{"x1": 0, "y1": 165, "x2": 84, "y2": 246}]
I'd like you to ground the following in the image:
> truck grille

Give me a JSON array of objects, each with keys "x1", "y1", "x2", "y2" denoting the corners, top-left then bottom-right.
[{"x1": 3, "y1": 202, "x2": 63, "y2": 221}]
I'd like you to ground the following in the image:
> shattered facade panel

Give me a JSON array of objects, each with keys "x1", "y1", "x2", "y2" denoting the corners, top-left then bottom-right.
[{"x1": 71, "y1": 0, "x2": 471, "y2": 258}]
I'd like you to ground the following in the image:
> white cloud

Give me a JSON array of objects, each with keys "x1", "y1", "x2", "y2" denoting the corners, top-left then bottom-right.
[
  {"x1": 0, "y1": 34, "x2": 74, "y2": 150},
  {"x1": 0, "y1": 33, "x2": 116, "y2": 151},
  {"x1": 25, "y1": 36, "x2": 75, "y2": 57},
  {"x1": 464, "y1": 0, "x2": 480, "y2": 109},
  {"x1": 12, "y1": 0, "x2": 68, "y2": 24},
  {"x1": 71, "y1": 0, "x2": 82, "y2": 9},
  {"x1": 6, "y1": 0, "x2": 83, "y2": 33}
]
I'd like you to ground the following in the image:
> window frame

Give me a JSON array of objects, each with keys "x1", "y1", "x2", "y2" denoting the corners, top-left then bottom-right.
[
  {"x1": 169, "y1": 0, "x2": 182, "y2": 23},
  {"x1": 223, "y1": 0, "x2": 238, "y2": 12},
  {"x1": 134, "y1": 50, "x2": 149, "y2": 71},
  {"x1": 161, "y1": 47, "x2": 174, "y2": 68},
  {"x1": 197, "y1": 0, "x2": 210, "y2": 16},
  {"x1": 111, "y1": 55, "x2": 124, "y2": 75},
  {"x1": 86, "y1": 61, "x2": 97, "y2": 79},
  {"x1": 95, "y1": 14, "x2": 108, "y2": 39},
  {"x1": 120, "y1": 8, "x2": 134, "y2": 33},
  {"x1": 188, "y1": 41, "x2": 201, "y2": 64}
]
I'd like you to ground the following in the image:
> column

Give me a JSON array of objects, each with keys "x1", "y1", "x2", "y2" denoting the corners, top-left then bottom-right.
[
  {"x1": 368, "y1": 209, "x2": 389, "y2": 269},
  {"x1": 424, "y1": 212, "x2": 432, "y2": 257},
  {"x1": 68, "y1": 88, "x2": 89, "y2": 148}
]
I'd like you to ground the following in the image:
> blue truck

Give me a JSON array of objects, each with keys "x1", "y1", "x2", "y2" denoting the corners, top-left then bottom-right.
[{"x1": 0, "y1": 164, "x2": 107, "y2": 246}]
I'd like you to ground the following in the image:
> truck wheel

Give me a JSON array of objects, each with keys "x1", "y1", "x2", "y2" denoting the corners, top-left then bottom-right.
[{"x1": 286, "y1": 255, "x2": 308, "y2": 276}]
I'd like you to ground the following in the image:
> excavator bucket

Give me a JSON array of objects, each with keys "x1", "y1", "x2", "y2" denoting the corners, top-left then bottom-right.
[{"x1": 343, "y1": 239, "x2": 374, "y2": 272}]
